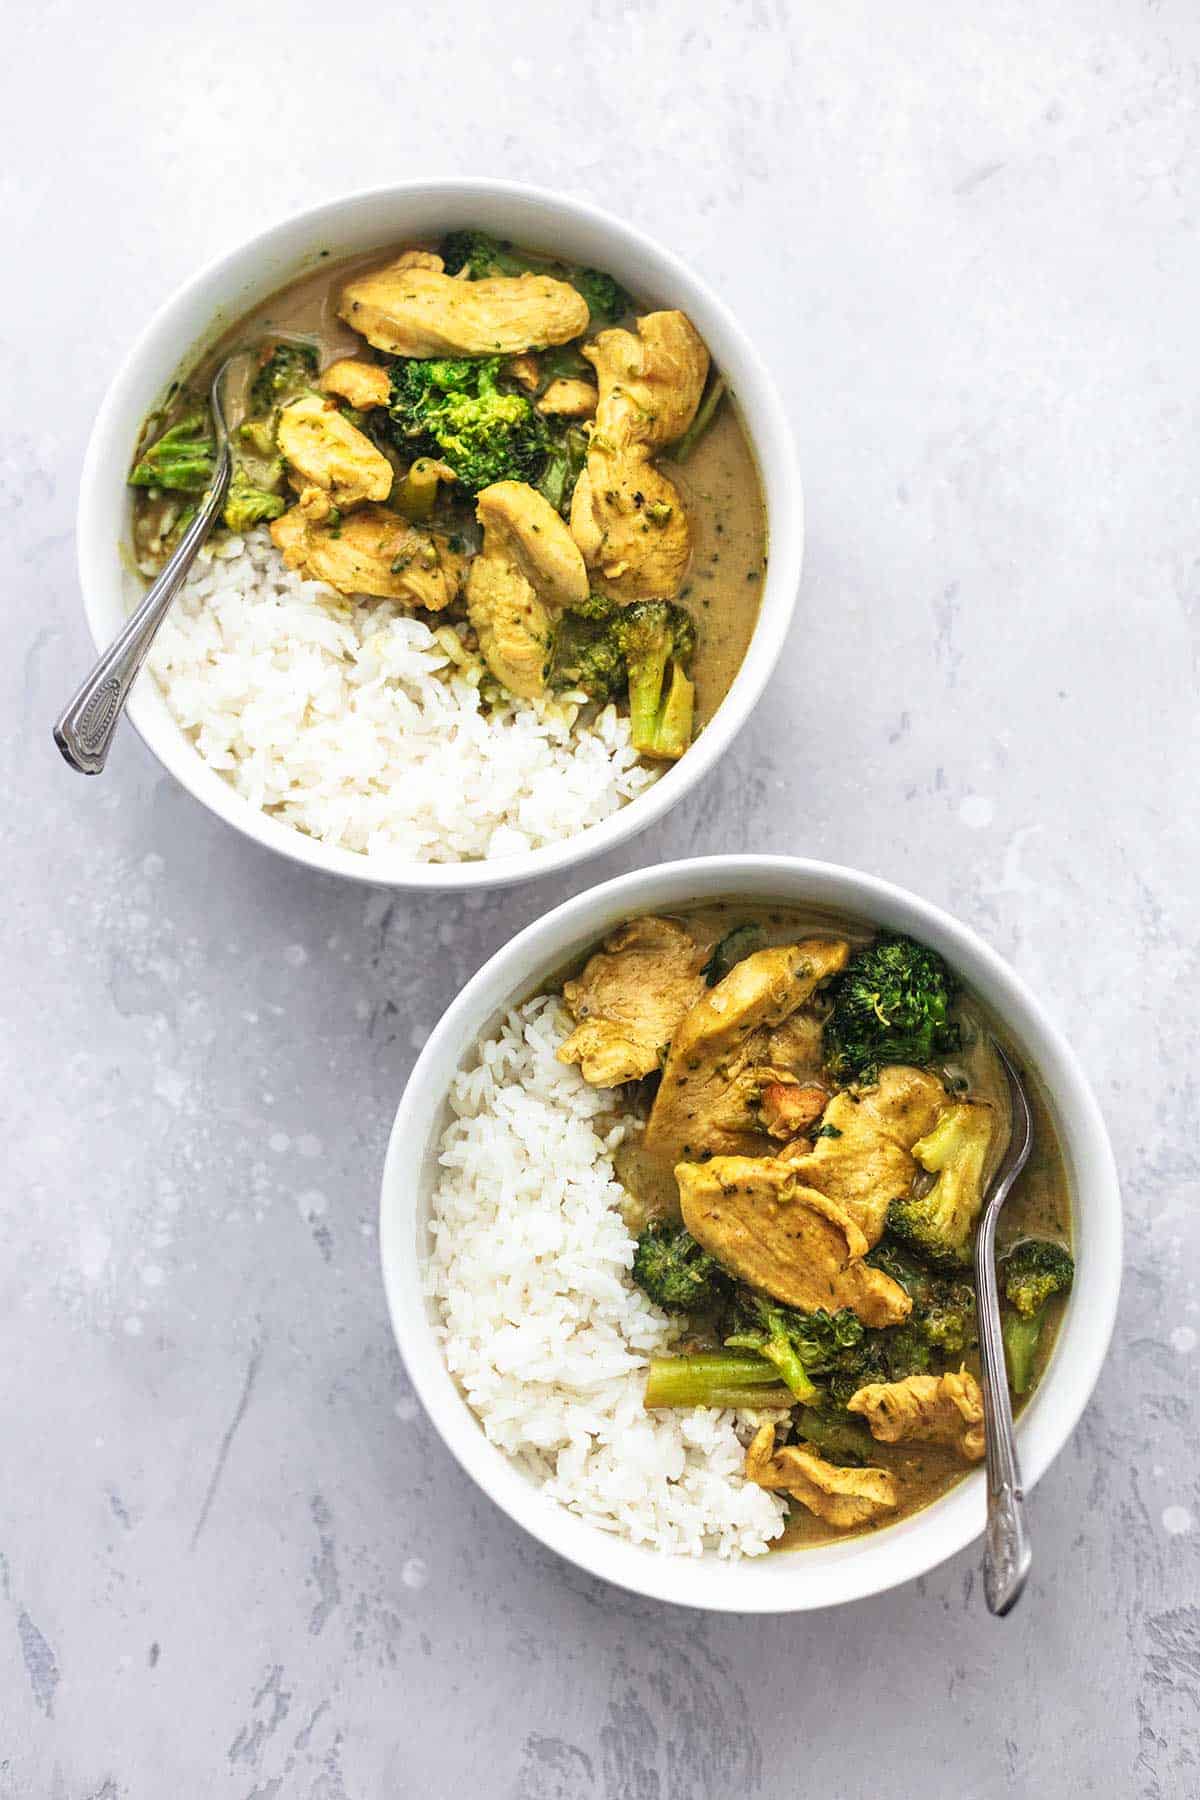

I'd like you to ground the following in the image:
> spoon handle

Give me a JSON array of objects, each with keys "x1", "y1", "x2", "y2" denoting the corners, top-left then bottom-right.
[
  {"x1": 53, "y1": 448, "x2": 230, "y2": 775},
  {"x1": 975, "y1": 1195, "x2": 1032, "y2": 1614}
]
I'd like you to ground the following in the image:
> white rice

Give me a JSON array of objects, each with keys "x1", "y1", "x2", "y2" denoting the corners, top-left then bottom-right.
[
  {"x1": 147, "y1": 530, "x2": 659, "y2": 861},
  {"x1": 426, "y1": 994, "x2": 788, "y2": 1558}
]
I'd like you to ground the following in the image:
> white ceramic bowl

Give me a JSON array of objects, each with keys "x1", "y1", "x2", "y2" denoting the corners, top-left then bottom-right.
[
  {"x1": 76, "y1": 181, "x2": 802, "y2": 890},
  {"x1": 380, "y1": 855, "x2": 1121, "y2": 1611}
]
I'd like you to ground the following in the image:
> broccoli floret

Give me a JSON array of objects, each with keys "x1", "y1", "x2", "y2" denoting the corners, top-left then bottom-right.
[
  {"x1": 885, "y1": 1103, "x2": 994, "y2": 1269},
  {"x1": 823, "y1": 1320, "x2": 934, "y2": 1408},
  {"x1": 700, "y1": 923, "x2": 766, "y2": 987},
  {"x1": 571, "y1": 267, "x2": 632, "y2": 328},
  {"x1": 631, "y1": 1220, "x2": 727, "y2": 1313},
  {"x1": 222, "y1": 465, "x2": 286, "y2": 534},
  {"x1": 1000, "y1": 1239, "x2": 1074, "y2": 1393},
  {"x1": 724, "y1": 1295, "x2": 820, "y2": 1402},
  {"x1": 823, "y1": 933, "x2": 960, "y2": 1084},
  {"x1": 613, "y1": 600, "x2": 697, "y2": 761},
  {"x1": 537, "y1": 423, "x2": 589, "y2": 515},
  {"x1": 129, "y1": 413, "x2": 216, "y2": 494},
  {"x1": 669, "y1": 374, "x2": 728, "y2": 463},
  {"x1": 440, "y1": 230, "x2": 530, "y2": 278},
  {"x1": 793, "y1": 1405, "x2": 875, "y2": 1465},
  {"x1": 250, "y1": 342, "x2": 318, "y2": 413},
  {"x1": 536, "y1": 345, "x2": 593, "y2": 390},
  {"x1": 724, "y1": 1296, "x2": 865, "y2": 1404},
  {"x1": 866, "y1": 1239, "x2": 978, "y2": 1357},
  {"x1": 440, "y1": 231, "x2": 630, "y2": 327},
  {"x1": 387, "y1": 356, "x2": 547, "y2": 495},
  {"x1": 548, "y1": 598, "x2": 698, "y2": 753},
  {"x1": 550, "y1": 609, "x2": 626, "y2": 700}
]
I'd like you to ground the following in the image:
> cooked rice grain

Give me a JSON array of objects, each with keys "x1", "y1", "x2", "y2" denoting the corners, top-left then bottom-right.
[
  {"x1": 426, "y1": 995, "x2": 787, "y2": 1558},
  {"x1": 147, "y1": 532, "x2": 659, "y2": 861}
]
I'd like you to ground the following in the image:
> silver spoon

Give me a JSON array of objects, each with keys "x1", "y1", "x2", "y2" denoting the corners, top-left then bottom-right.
[
  {"x1": 54, "y1": 333, "x2": 315, "y2": 776},
  {"x1": 54, "y1": 362, "x2": 235, "y2": 774},
  {"x1": 974, "y1": 1038, "x2": 1035, "y2": 1615}
]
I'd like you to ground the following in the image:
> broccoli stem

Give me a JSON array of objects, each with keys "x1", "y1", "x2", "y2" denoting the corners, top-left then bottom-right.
[
  {"x1": 629, "y1": 658, "x2": 695, "y2": 761},
  {"x1": 725, "y1": 1322, "x2": 819, "y2": 1403},
  {"x1": 670, "y1": 375, "x2": 727, "y2": 463},
  {"x1": 1002, "y1": 1308, "x2": 1045, "y2": 1395},
  {"x1": 643, "y1": 1353, "x2": 791, "y2": 1411}
]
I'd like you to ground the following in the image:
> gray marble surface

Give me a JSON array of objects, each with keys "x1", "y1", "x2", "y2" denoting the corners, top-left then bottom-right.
[{"x1": 4, "y1": 1, "x2": 1198, "y2": 1793}]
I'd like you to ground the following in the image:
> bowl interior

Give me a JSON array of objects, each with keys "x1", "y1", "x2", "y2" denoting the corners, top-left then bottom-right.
[
  {"x1": 78, "y1": 181, "x2": 803, "y2": 890},
  {"x1": 380, "y1": 855, "x2": 1121, "y2": 1611}
]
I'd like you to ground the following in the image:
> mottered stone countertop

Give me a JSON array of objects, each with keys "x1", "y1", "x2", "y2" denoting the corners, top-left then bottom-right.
[{"x1": 3, "y1": 2, "x2": 1197, "y2": 1794}]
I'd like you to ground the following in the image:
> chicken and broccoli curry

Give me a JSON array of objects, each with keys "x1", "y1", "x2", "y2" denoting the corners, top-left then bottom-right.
[
  {"x1": 553, "y1": 907, "x2": 1074, "y2": 1548},
  {"x1": 129, "y1": 230, "x2": 766, "y2": 768}
]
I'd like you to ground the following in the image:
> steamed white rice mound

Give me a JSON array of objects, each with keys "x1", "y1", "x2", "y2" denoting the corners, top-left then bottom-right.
[
  {"x1": 147, "y1": 531, "x2": 659, "y2": 861},
  {"x1": 427, "y1": 994, "x2": 788, "y2": 1558}
]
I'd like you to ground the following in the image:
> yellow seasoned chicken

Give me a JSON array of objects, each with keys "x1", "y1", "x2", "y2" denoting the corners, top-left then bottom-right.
[
  {"x1": 466, "y1": 481, "x2": 589, "y2": 698},
  {"x1": 557, "y1": 916, "x2": 710, "y2": 1086},
  {"x1": 569, "y1": 311, "x2": 709, "y2": 600},
  {"x1": 848, "y1": 1371, "x2": 986, "y2": 1463},
  {"x1": 780, "y1": 1066, "x2": 947, "y2": 1246},
  {"x1": 745, "y1": 1425, "x2": 898, "y2": 1529},
  {"x1": 319, "y1": 358, "x2": 392, "y2": 411},
  {"x1": 277, "y1": 395, "x2": 393, "y2": 509},
  {"x1": 537, "y1": 378, "x2": 598, "y2": 418},
  {"x1": 270, "y1": 504, "x2": 466, "y2": 608},
  {"x1": 339, "y1": 263, "x2": 589, "y2": 358},
  {"x1": 643, "y1": 941, "x2": 850, "y2": 1167},
  {"x1": 675, "y1": 1157, "x2": 911, "y2": 1327}
]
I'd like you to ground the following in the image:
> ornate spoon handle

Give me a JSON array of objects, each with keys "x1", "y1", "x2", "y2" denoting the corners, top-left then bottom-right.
[
  {"x1": 976, "y1": 1196, "x2": 1032, "y2": 1613},
  {"x1": 975, "y1": 1039, "x2": 1035, "y2": 1616},
  {"x1": 54, "y1": 450, "x2": 230, "y2": 774}
]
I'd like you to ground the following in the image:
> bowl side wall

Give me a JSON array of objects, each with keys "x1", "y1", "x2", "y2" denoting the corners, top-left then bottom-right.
[
  {"x1": 380, "y1": 856, "x2": 1121, "y2": 1611},
  {"x1": 77, "y1": 182, "x2": 803, "y2": 890}
]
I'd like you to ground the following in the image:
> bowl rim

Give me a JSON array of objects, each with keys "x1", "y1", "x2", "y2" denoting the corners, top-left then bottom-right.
[
  {"x1": 379, "y1": 853, "x2": 1123, "y2": 1612},
  {"x1": 75, "y1": 178, "x2": 803, "y2": 891}
]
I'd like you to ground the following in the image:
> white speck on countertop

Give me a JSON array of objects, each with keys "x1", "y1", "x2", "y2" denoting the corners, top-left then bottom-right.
[
  {"x1": 283, "y1": 943, "x2": 308, "y2": 968},
  {"x1": 1162, "y1": 1506, "x2": 1193, "y2": 1536},
  {"x1": 401, "y1": 1557, "x2": 429, "y2": 1590},
  {"x1": 959, "y1": 794, "x2": 995, "y2": 829},
  {"x1": 268, "y1": 1132, "x2": 290, "y2": 1154},
  {"x1": 1170, "y1": 1326, "x2": 1197, "y2": 1353}
]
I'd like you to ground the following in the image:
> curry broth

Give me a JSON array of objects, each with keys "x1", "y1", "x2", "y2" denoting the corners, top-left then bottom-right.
[
  {"x1": 548, "y1": 900, "x2": 1073, "y2": 1551},
  {"x1": 130, "y1": 242, "x2": 767, "y2": 742}
]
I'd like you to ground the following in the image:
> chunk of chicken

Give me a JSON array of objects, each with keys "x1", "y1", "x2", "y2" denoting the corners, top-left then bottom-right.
[
  {"x1": 506, "y1": 354, "x2": 541, "y2": 392},
  {"x1": 570, "y1": 454, "x2": 692, "y2": 600},
  {"x1": 675, "y1": 1157, "x2": 911, "y2": 1327},
  {"x1": 584, "y1": 312, "x2": 710, "y2": 453},
  {"x1": 319, "y1": 358, "x2": 392, "y2": 411},
  {"x1": 644, "y1": 941, "x2": 850, "y2": 1166},
  {"x1": 270, "y1": 504, "x2": 466, "y2": 609},
  {"x1": 759, "y1": 1081, "x2": 828, "y2": 1140},
  {"x1": 277, "y1": 395, "x2": 393, "y2": 509},
  {"x1": 339, "y1": 263, "x2": 589, "y2": 358},
  {"x1": 847, "y1": 1371, "x2": 985, "y2": 1463},
  {"x1": 745, "y1": 1425, "x2": 898, "y2": 1529},
  {"x1": 394, "y1": 249, "x2": 444, "y2": 273},
  {"x1": 569, "y1": 311, "x2": 709, "y2": 601},
  {"x1": 781, "y1": 1067, "x2": 947, "y2": 1246},
  {"x1": 466, "y1": 480, "x2": 588, "y2": 698},
  {"x1": 557, "y1": 917, "x2": 710, "y2": 1086},
  {"x1": 537, "y1": 378, "x2": 598, "y2": 418}
]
